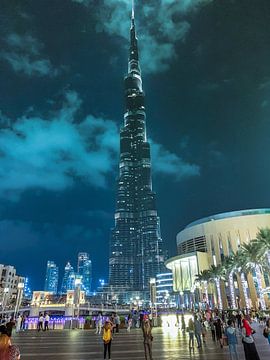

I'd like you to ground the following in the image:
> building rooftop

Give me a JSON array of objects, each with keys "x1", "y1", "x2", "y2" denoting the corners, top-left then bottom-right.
[{"x1": 185, "y1": 208, "x2": 270, "y2": 229}]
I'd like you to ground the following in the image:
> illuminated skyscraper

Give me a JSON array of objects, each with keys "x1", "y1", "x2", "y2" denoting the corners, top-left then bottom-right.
[
  {"x1": 61, "y1": 262, "x2": 75, "y2": 294},
  {"x1": 77, "y1": 252, "x2": 92, "y2": 296},
  {"x1": 44, "y1": 260, "x2": 58, "y2": 294},
  {"x1": 109, "y1": 5, "x2": 165, "y2": 292}
]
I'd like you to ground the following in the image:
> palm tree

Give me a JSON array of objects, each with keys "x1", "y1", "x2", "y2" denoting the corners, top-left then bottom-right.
[
  {"x1": 241, "y1": 241, "x2": 267, "y2": 310},
  {"x1": 208, "y1": 264, "x2": 225, "y2": 310},
  {"x1": 254, "y1": 228, "x2": 270, "y2": 266},
  {"x1": 230, "y1": 250, "x2": 250, "y2": 309},
  {"x1": 223, "y1": 256, "x2": 237, "y2": 309},
  {"x1": 195, "y1": 270, "x2": 210, "y2": 305}
]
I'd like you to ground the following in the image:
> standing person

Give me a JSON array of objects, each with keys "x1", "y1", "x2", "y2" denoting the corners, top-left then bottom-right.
[
  {"x1": 103, "y1": 321, "x2": 113, "y2": 360},
  {"x1": 194, "y1": 316, "x2": 202, "y2": 348},
  {"x1": 127, "y1": 314, "x2": 132, "y2": 332},
  {"x1": 20, "y1": 315, "x2": 27, "y2": 331},
  {"x1": 15, "y1": 315, "x2": 22, "y2": 333},
  {"x1": 115, "y1": 314, "x2": 120, "y2": 333},
  {"x1": 95, "y1": 312, "x2": 103, "y2": 335},
  {"x1": 0, "y1": 334, "x2": 20, "y2": 360},
  {"x1": 37, "y1": 314, "x2": 44, "y2": 332},
  {"x1": 215, "y1": 318, "x2": 224, "y2": 348},
  {"x1": 209, "y1": 319, "x2": 216, "y2": 341},
  {"x1": 187, "y1": 318, "x2": 195, "y2": 350},
  {"x1": 110, "y1": 314, "x2": 116, "y2": 334},
  {"x1": 236, "y1": 313, "x2": 242, "y2": 329},
  {"x1": 181, "y1": 313, "x2": 186, "y2": 333},
  {"x1": 225, "y1": 320, "x2": 239, "y2": 360},
  {"x1": 142, "y1": 316, "x2": 153, "y2": 360},
  {"x1": 241, "y1": 319, "x2": 261, "y2": 360},
  {"x1": 44, "y1": 313, "x2": 50, "y2": 331}
]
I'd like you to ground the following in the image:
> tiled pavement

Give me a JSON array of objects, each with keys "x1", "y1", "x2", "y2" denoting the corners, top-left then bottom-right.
[{"x1": 13, "y1": 324, "x2": 270, "y2": 359}]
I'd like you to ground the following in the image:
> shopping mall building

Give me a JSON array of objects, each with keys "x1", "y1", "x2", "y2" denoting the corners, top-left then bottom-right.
[{"x1": 165, "y1": 209, "x2": 270, "y2": 309}]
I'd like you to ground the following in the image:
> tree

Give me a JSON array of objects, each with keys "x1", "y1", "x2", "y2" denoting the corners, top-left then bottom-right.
[
  {"x1": 230, "y1": 250, "x2": 250, "y2": 309},
  {"x1": 254, "y1": 228, "x2": 270, "y2": 267},
  {"x1": 223, "y1": 256, "x2": 237, "y2": 309},
  {"x1": 208, "y1": 264, "x2": 226, "y2": 310},
  {"x1": 195, "y1": 270, "x2": 210, "y2": 305},
  {"x1": 240, "y1": 241, "x2": 267, "y2": 310}
]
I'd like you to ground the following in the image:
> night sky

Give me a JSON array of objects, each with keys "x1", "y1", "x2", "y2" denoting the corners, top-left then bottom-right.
[{"x1": 1, "y1": 0, "x2": 270, "y2": 290}]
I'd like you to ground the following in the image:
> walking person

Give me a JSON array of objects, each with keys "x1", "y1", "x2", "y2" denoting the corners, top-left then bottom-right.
[
  {"x1": 187, "y1": 318, "x2": 195, "y2": 349},
  {"x1": 194, "y1": 316, "x2": 202, "y2": 348},
  {"x1": 225, "y1": 320, "x2": 239, "y2": 360},
  {"x1": 241, "y1": 319, "x2": 261, "y2": 360},
  {"x1": 115, "y1": 314, "x2": 120, "y2": 333},
  {"x1": 142, "y1": 316, "x2": 153, "y2": 360},
  {"x1": 37, "y1": 314, "x2": 44, "y2": 332},
  {"x1": 95, "y1": 312, "x2": 103, "y2": 335},
  {"x1": 44, "y1": 313, "x2": 50, "y2": 331},
  {"x1": 210, "y1": 319, "x2": 216, "y2": 341},
  {"x1": 103, "y1": 321, "x2": 113, "y2": 360}
]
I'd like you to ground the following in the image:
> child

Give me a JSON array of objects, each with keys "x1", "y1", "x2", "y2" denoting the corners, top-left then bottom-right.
[{"x1": 103, "y1": 321, "x2": 113, "y2": 360}]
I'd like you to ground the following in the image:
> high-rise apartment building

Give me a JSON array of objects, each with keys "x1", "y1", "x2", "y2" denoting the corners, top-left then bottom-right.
[
  {"x1": 109, "y1": 6, "x2": 165, "y2": 292},
  {"x1": 44, "y1": 260, "x2": 59, "y2": 294},
  {"x1": 61, "y1": 262, "x2": 75, "y2": 294},
  {"x1": 77, "y1": 252, "x2": 92, "y2": 296},
  {"x1": 0, "y1": 264, "x2": 25, "y2": 305}
]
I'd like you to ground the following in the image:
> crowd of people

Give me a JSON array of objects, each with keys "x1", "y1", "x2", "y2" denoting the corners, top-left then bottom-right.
[{"x1": 0, "y1": 308, "x2": 270, "y2": 359}]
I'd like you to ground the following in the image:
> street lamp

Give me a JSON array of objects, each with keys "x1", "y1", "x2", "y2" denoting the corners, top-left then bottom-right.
[
  {"x1": 14, "y1": 282, "x2": 24, "y2": 319},
  {"x1": 149, "y1": 278, "x2": 156, "y2": 322},
  {"x1": 73, "y1": 277, "x2": 82, "y2": 329}
]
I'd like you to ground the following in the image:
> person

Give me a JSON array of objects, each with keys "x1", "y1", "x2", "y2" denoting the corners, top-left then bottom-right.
[
  {"x1": 0, "y1": 334, "x2": 20, "y2": 360},
  {"x1": 194, "y1": 316, "x2": 202, "y2": 348},
  {"x1": 95, "y1": 312, "x2": 103, "y2": 335},
  {"x1": 37, "y1": 314, "x2": 44, "y2": 332},
  {"x1": 225, "y1": 320, "x2": 239, "y2": 360},
  {"x1": 44, "y1": 313, "x2": 50, "y2": 331},
  {"x1": 236, "y1": 313, "x2": 242, "y2": 329},
  {"x1": 241, "y1": 318, "x2": 261, "y2": 360},
  {"x1": 214, "y1": 318, "x2": 223, "y2": 348},
  {"x1": 115, "y1": 314, "x2": 120, "y2": 333},
  {"x1": 201, "y1": 321, "x2": 207, "y2": 343},
  {"x1": 264, "y1": 318, "x2": 270, "y2": 345},
  {"x1": 142, "y1": 316, "x2": 153, "y2": 360},
  {"x1": 209, "y1": 319, "x2": 216, "y2": 341},
  {"x1": 5, "y1": 319, "x2": 15, "y2": 338},
  {"x1": 181, "y1": 313, "x2": 186, "y2": 333},
  {"x1": 103, "y1": 321, "x2": 113, "y2": 360},
  {"x1": 20, "y1": 315, "x2": 27, "y2": 331},
  {"x1": 15, "y1": 316, "x2": 21, "y2": 333},
  {"x1": 187, "y1": 318, "x2": 195, "y2": 349},
  {"x1": 127, "y1": 314, "x2": 132, "y2": 332}
]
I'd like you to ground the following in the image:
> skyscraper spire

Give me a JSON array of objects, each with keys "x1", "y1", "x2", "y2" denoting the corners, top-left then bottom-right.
[{"x1": 131, "y1": 0, "x2": 135, "y2": 21}]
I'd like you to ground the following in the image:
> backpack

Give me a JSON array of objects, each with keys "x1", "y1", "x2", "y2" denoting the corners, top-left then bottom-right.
[{"x1": 263, "y1": 327, "x2": 269, "y2": 339}]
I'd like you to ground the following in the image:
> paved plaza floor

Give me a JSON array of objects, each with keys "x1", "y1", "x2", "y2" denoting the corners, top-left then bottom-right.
[{"x1": 13, "y1": 324, "x2": 270, "y2": 360}]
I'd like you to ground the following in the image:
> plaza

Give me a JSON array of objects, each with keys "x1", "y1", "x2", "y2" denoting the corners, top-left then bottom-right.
[{"x1": 13, "y1": 324, "x2": 270, "y2": 360}]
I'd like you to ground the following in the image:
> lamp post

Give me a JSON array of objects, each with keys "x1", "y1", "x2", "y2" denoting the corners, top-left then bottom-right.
[
  {"x1": 149, "y1": 278, "x2": 156, "y2": 323},
  {"x1": 14, "y1": 282, "x2": 24, "y2": 319},
  {"x1": 73, "y1": 277, "x2": 82, "y2": 329}
]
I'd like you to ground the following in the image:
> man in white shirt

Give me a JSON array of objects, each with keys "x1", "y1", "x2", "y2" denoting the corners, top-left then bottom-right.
[
  {"x1": 44, "y1": 313, "x2": 50, "y2": 331},
  {"x1": 38, "y1": 314, "x2": 44, "y2": 332}
]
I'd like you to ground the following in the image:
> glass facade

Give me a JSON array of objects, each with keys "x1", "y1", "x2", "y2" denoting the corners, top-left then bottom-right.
[
  {"x1": 44, "y1": 260, "x2": 58, "y2": 294},
  {"x1": 109, "y1": 11, "x2": 165, "y2": 292},
  {"x1": 77, "y1": 252, "x2": 92, "y2": 296},
  {"x1": 61, "y1": 262, "x2": 75, "y2": 294}
]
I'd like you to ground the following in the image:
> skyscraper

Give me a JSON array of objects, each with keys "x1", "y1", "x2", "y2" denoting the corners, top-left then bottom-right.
[
  {"x1": 109, "y1": 5, "x2": 165, "y2": 293},
  {"x1": 61, "y1": 262, "x2": 75, "y2": 294},
  {"x1": 44, "y1": 260, "x2": 59, "y2": 294},
  {"x1": 77, "y1": 252, "x2": 92, "y2": 296}
]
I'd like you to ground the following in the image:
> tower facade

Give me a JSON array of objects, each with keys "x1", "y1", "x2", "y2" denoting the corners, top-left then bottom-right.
[
  {"x1": 61, "y1": 262, "x2": 75, "y2": 294},
  {"x1": 44, "y1": 260, "x2": 58, "y2": 294},
  {"x1": 77, "y1": 252, "x2": 92, "y2": 296},
  {"x1": 109, "y1": 7, "x2": 165, "y2": 292}
]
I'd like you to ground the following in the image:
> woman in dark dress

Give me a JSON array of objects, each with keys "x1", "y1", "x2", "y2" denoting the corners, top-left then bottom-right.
[{"x1": 241, "y1": 319, "x2": 260, "y2": 360}]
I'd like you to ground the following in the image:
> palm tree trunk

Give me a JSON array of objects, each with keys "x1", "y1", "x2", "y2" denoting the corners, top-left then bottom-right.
[
  {"x1": 240, "y1": 272, "x2": 250, "y2": 309},
  {"x1": 228, "y1": 271, "x2": 236, "y2": 308},
  {"x1": 203, "y1": 281, "x2": 209, "y2": 305},
  {"x1": 254, "y1": 264, "x2": 266, "y2": 310},
  {"x1": 215, "y1": 278, "x2": 222, "y2": 311}
]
